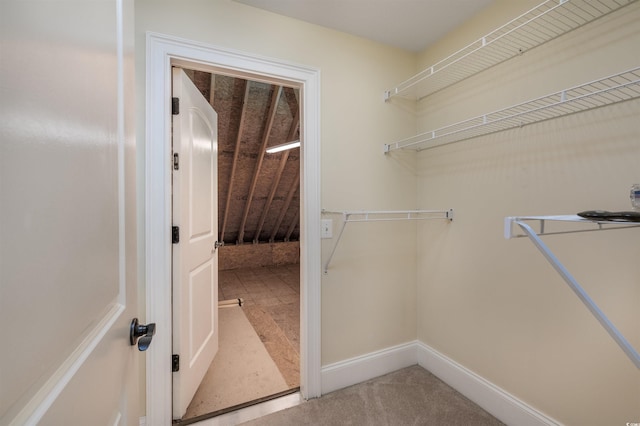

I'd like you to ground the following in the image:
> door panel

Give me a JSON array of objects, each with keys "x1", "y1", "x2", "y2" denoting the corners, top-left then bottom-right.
[
  {"x1": 0, "y1": 0, "x2": 138, "y2": 425},
  {"x1": 172, "y1": 68, "x2": 219, "y2": 419},
  {"x1": 190, "y1": 261, "x2": 215, "y2": 356},
  {"x1": 190, "y1": 110, "x2": 216, "y2": 238}
]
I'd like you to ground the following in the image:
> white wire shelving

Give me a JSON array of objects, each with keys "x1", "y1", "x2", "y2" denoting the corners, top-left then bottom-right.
[
  {"x1": 384, "y1": 66, "x2": 640, "y2": 153},
  {"x1": 504, "y1": 214, "x2": 640, "y2": 239},
  {"x1": 384, "y1": 0, "x2": 638, "y2": 101},
  {"x1": 505, "y1": 215, "x2": 640, "y2": 369},
  {"x1": 322, "y1": 209, "x2": 454, "y2": 274}
]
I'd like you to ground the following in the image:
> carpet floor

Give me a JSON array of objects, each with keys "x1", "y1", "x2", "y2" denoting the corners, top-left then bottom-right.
[{"x1": 240, "y1": 365, "x2": 505, "y2": 426}]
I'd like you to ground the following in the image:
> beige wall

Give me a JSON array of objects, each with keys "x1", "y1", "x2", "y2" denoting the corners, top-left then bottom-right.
[
  {"x1": 415, "y1": 1, "x2": 640, "y2": 425},
  {"x1": 136, "y1": 1, "x2": 639, "y2": 423},
  {"x1": 135, "y1": 0, "x2": 417, "y2": 368}
]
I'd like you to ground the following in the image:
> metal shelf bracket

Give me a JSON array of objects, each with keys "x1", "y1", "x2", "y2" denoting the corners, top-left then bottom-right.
[
  {"x1": 505, "y1": 215, "x2": 640, "y2": 369},
  {"x1": 322, "y1": 209, "x2": 453, "y2": 274}
]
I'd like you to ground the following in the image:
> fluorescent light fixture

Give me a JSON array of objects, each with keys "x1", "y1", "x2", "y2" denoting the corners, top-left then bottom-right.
[{"x1": 266, "y1": 140, "x2": 300, "y2": 154}]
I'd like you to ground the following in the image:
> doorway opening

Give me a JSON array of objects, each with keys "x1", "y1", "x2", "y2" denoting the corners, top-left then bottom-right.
[
  {"x1": 144, "y1": 33, "x2": 321, "y2": 426},
  {"x1": 177, "y1": 69, "x2": 302, "y2": 423}
]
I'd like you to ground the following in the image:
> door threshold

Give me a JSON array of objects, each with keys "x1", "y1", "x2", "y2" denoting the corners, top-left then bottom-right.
[{"x1": 176, "y1": 388, "x2": 301, "y2": 426}]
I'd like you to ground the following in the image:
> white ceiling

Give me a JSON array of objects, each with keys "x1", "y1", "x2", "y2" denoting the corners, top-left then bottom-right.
[{"x1": 234, "y1": 0, "x2": 493, "y2": 52}]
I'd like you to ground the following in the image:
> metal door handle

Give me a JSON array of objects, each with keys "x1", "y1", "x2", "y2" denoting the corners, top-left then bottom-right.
[
  {"x1": 214, "y1": 241, "x2": 223, "y2": 252},
  {"x1": 130, "y1": 318, "x2": 156, "y2": 351}
]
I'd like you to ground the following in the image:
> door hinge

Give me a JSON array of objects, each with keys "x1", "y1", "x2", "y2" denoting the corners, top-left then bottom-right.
[
  {"x1": 172, "y1": 226, "x2": 180, "y2": 244},
  {"x1": 173, "y1": 153, "x2": 179, "y2": 170},
  {"x1": 172, "y1": 354, "x2": 180, "y2": 372},
  {"x1": 172, "y1": 97, "x2": 179, "y2": 115}
]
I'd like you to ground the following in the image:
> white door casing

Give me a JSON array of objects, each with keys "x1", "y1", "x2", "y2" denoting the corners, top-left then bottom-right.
[
  {"x1": 172, "y1": 68, "x2": 220, "y2": 419},
  {"x1": 145, "y1": 33, "x2": 322, "y2": 425},
  {"x1": 0, "y1": 0, "x2": 138, "y2": 425}
]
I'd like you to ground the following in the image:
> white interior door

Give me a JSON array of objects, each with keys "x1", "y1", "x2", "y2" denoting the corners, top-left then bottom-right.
[
  {"x1": 0, "y1": 0, "x2": 138, "y2": 425},
  {"x1": 172, "y1": 67, "x2": 220, "y2": 419}
]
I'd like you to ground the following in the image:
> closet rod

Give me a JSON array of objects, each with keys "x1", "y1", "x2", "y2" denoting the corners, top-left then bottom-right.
[
  {"x1": 505, "y1": 215, "x2": 640, "y2": 369},
  {"x1": 322, "y1": 209, "x2": 453, "y2": 274}
]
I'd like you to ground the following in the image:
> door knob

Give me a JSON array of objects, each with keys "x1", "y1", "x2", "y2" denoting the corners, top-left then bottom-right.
[{"x1": 130, "y1": 318, "x2": 156, "y2": 351}]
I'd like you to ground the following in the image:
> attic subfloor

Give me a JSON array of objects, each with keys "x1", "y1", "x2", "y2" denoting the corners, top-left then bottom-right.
[
  {"x1": 220, "y1": 264, "x2": 300, "y2": 388},
  {"x1": 182, "y1": 264, "x2": 300, "y2": 422}
]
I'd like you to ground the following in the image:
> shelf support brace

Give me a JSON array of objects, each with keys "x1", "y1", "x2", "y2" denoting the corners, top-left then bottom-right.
[
  {"x1": 514, "y1": 220, "x2": 640, "y2": 369},
  {"x1": 323, "y1": 209, "x2": 453, "y2": 274},
  {"x1": 323, "y1": 213, "x2": 349, "y2": 274}
]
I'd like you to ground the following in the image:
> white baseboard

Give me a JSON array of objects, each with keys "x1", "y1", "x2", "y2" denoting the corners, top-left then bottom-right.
[
  {"x1": 320, "y1": 341, "x2": 418, "y2": 394},
  {"x1": 148, "y1": 341, "x2": 559, "y2": 425},
  {"x1": 320, "y1": 340, "x2": 561, "y2": 426},
  {"x1": 416, "y1": 341, "x2": 562, "y2": 426}
]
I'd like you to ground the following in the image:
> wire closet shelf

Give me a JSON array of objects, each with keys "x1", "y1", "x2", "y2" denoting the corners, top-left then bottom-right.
[
  {"x1": 384, "y1": 66, "x2": 640, "y2": 153},
  {"x1": 384, "y1": 0, "x2": 638, "y2": 101},
  {"x1": 505, "y1": 215, "x2": 640, "y2": 369},
  {"x1": 322, "y1": 209, "x2": 454, "y2": 274}
]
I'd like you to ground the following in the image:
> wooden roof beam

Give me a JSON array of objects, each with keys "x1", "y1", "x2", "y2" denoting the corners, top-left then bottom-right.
[
  {"x1": 219, "y1": 80, "x2": 249, "y2": 244},
  {"x1": 237, "y1": 85, "x2": 282, "y2": 244},
  {"x1": 284, "y1": 208, "x2": 299, "y2": 242},
  {"x1": 252, "y1": 109, "x2": 299, "y2": 243},
  {"x1": 209, "y1": 73, "x2": 216, "y2": 105},
  {"x1": 270, "y1": 170, "x2": 299, "y2": 243}
]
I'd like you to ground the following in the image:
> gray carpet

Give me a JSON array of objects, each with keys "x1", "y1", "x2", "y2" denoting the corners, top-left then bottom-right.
[{"x1": 240, "y1": 365, "x2": 505, "y2": 425}]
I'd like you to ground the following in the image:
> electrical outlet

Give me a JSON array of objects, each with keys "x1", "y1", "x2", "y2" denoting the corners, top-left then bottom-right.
[{"x1": 321, "y1": 219, "x2": 333, "y2": 239}]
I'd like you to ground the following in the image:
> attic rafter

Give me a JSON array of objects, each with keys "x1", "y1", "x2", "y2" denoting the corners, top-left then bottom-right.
[
  {"x1": 184, "y1": 72, "x2": 301, "y2": 247},
  {"x1": 270, "y1": 170, "x2": 299, "y2": 243},
  {"x1": 219, "y1": 80, "x2": 250, "y2": 243},
  {"x1": 253, "y1": 108, "x2": 300, "y2": 243},
  {"x1": 284, "y1": 208, "x2": 299, "y2": 242},
  {"x1": 209, "y1": 73, "x2": 216, "y2": 105},
  {"x1": 237, "y1": 85, "x2": 282, "y2": 244},
  {"x1": 253, "y1": 150, "x2": 288, "y2": 243}
]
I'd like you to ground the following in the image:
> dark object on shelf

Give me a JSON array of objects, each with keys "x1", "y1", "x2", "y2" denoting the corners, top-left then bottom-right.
[{"x1": 577, "y1": 210, "x2": 640, "y2": 222}]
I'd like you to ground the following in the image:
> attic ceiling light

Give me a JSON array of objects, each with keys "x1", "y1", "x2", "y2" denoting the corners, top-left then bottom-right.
[{"x1": 266, "y1": 140, "x2": 300, "y2": 154}]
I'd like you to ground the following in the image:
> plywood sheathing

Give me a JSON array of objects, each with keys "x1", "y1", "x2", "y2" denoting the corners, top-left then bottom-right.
[
  {"x1": 185, "y1": 70, "x2": 300, "y2": 246},
  {"x1": 218, "y1": 241, "x2": 300, "y2": 271}
]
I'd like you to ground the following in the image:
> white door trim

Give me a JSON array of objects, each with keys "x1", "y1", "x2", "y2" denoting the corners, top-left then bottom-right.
[{"x1": 144, "y1": 32, "x2": 322, "y2": 425}]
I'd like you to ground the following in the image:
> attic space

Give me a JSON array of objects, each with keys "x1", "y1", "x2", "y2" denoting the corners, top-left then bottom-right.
[{"x1": 184, "y1": 69, "x2": 301, "y2": 270}]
